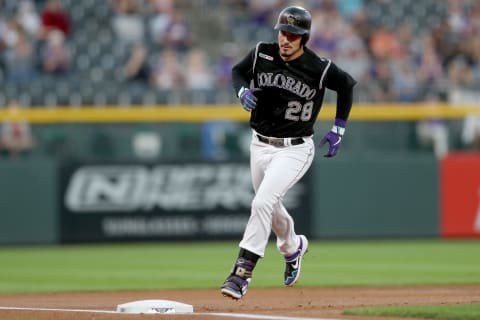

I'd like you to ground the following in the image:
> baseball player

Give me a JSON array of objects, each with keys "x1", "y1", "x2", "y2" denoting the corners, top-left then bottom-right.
[{"x1": 220, "y1": 6, "x2": 356, "y2": 300}]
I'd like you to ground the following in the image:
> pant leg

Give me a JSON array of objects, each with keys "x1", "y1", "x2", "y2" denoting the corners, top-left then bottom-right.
[{"x1": 272, "y1": 202, "x2": 297, "y2": 256}]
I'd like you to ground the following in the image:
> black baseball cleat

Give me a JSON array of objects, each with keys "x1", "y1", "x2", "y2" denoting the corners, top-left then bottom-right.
[
  {"x1": 284, "y1": 235, "x2": 308, "y2": 286},
  {"x1": 221, "y1": 275, "x2": 251, "y2": 300},
  {"x1": 220, "y1": 257, "x2": 255, "y2": 300}
]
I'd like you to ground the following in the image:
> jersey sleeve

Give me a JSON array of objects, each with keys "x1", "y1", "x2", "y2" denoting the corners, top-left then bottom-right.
[
  {"x1": 231, "y1": 47, "x2": 256, "y2": 97},
  {"x1": 323, "y1": 62, "x2": 357, "y2": 121}
]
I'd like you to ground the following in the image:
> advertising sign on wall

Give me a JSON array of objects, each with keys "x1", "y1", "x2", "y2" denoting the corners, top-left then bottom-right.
[
  {"x1": 59, "y1": 162, "x2": 311, "y2": 242},
  {"x1": 440, "y1": 152, "x2": 480, "y2": 238}
]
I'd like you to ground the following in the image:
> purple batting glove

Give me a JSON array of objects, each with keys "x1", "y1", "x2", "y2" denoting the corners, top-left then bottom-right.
[
  {"x1": 238, "y1": 87, "x2": 261, "y2": 112},
  {"x1": 319, "y1": 119, "x2": 346, "y2": 157}
]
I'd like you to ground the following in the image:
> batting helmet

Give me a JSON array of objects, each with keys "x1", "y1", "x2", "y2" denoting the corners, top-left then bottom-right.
[{"x1": 274, "y1": 6, "x2": 311, "y2": 44}]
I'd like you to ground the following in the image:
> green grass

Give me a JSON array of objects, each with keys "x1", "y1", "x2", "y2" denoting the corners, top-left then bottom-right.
[
  {"x1": 344, "y1": 303, "x2": 480, "y2": 320},
  {"x1": 0, "y1": 239, "x2": 478, "y2": 294}
]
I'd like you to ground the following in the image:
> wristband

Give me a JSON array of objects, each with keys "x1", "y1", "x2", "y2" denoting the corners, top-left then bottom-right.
[
  {"x1": 238, "y1": 87, "x2": 246, "y2": 98},
  {"x1": 331, "y1": 125, "x2": 345, "y2": 136}
]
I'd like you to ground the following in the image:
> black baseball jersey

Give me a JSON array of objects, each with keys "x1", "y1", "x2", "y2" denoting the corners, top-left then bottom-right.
[{"x1": 232, "y1": 42, "x2": 356, "y2": 138}]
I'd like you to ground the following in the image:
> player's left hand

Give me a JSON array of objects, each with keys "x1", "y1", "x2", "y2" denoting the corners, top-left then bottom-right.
[{"x1": 319, "y1": 119, "x2": 346, "y2": 158}]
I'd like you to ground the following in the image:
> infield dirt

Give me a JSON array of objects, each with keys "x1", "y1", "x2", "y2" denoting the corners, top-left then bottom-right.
[{"x1": 0, "y1": 285, "x2": 479, "y2": 320}]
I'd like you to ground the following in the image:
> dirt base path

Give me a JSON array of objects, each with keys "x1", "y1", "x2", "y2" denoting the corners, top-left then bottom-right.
[{"x1": 1, "y1": 285, "x2": 479, "y2": 320}]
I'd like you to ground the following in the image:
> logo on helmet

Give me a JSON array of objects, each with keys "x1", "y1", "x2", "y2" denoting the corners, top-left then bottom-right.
[{"x1": 286, "y1": 14, "x2": 296, "y2": 26}]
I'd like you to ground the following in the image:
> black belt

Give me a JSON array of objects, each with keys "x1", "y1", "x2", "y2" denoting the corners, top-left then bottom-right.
[{"x1": 256, "y1": 134, "x2": 304, "y2": 147}]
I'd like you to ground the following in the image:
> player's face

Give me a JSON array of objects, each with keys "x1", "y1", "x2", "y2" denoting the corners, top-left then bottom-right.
[{"x1": 278, "y1": 30, "x2": 304, "y2": 61}]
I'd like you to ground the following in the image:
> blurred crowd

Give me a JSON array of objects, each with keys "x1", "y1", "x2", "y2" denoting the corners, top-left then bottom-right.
[
  {"x1": 1, "y1": 0, "x2": 480, "y2": 156},
  {"x1": 0, "y1": 0, "x2": 479, "y2": 102},
  {"x1": 1, "y1": 0, "x2": 480, "y2": 104},
  {"x1": 0, "y1": 0, "x2": 70, "y2": 83}
]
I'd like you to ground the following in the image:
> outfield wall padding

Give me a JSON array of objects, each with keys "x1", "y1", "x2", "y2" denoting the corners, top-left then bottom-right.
[
  {"x1": 312, "y1": 154, "x2": 439, "y2": 238},
  {"x1": 0, "y1": 157, "x2": 58, "y2": 244},
  {"x1": 0, "y1": 154, "x2": 441, "y2": 244}
]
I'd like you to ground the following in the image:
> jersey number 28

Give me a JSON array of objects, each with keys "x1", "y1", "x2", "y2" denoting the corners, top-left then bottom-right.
[{"x1": 285, "y1": 101, "x2": 313, "y2": 122}]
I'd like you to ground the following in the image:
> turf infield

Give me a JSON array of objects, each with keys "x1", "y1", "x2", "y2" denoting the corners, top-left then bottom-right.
[{"x1": 0, "y1": 239, "x2": 478, "y2": 294}]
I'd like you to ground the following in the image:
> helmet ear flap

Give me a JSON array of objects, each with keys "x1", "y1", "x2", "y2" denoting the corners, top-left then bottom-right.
[{"x1": 301, "y1": 34, "x2": 309, "y2": 45}]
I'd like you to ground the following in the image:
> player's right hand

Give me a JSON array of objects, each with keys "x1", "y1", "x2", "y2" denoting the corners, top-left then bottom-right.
[{"x1": 238, "y1": 87, "x2": 261, "y2": 111}]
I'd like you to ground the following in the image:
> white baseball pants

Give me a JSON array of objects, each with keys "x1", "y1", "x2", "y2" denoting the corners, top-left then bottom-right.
[{"x1": 239, "y1": 131, "x2": 314, "y2": 258}]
